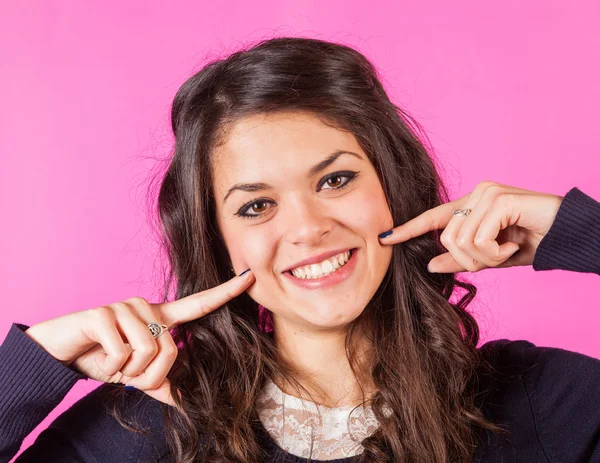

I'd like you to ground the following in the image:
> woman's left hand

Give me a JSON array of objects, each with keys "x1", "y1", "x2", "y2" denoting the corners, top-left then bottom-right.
[{"x1": 378, "y1": 181, "x2": 564, "y2": 273}]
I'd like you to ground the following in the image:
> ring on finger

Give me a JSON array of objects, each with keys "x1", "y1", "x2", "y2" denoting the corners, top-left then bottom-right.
[
  {"x1": 452, "y1": 208, "x2": 472, "y2": 217},
  {"x1": 147, "y1": 322, "x2": 168, "y2": 338}
]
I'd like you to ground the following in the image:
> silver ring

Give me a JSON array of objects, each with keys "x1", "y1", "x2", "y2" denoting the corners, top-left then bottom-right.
[
  {"x1": 453, "y1": 208, "x2": 472, "y2": 217},
  {"x1": 147, "y1": 322, "x2": 168, "y2": 338}
]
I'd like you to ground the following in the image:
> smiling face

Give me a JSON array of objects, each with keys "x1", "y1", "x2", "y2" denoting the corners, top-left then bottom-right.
[{"x1": 212, "y1": 111, "x2": 393, "y2": 334}]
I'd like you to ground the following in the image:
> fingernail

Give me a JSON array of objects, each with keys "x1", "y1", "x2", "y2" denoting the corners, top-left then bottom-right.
[
  {"x1": 378, "y1": 229, "x2": 393, "y2": 239},
  {"x1": 124, "y1": 385, "x2": 137, "y2": 390},
  {"x1": 238, "y1": 268, "x2": 251, "y2": 277},
  {"x1": 427, "y1": 263, "x2": 435, "y2": 273},
  {"x1": 510, "y1": 249, "x2": 521, "y2": 258}
]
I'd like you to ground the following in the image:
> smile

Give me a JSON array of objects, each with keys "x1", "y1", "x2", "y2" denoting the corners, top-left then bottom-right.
[
  {"x1": 289, "y1": 250, "x2": 352, "y2": 279},
  {"x1": 283, "y1": 248, "x2": 359, "y2": 290}
]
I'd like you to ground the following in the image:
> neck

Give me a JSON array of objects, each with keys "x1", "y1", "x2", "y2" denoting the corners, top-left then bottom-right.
[{"x1": 271, "y1": 315, "x2": 375, "y2": 408}]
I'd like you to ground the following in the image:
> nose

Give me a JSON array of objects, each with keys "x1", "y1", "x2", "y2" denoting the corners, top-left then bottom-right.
[{"x1": 282, "y1": 195, "x2": 332, "y2": 246}]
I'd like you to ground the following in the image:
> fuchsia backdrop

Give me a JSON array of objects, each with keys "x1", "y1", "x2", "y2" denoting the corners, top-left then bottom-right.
[{"x1": 1, "y1": 1, "x2": 599, "y2": 459}]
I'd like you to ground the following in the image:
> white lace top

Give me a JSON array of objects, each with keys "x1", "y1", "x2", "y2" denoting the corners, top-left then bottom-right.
[{"x1": 257, "y1": 379, "x2": 381, "y2": 460}]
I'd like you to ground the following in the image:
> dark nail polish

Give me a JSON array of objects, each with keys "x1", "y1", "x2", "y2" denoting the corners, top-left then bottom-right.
[
  {"x1": 239, "y1": 268, "x2": 251, "y2": 276},
  {"x1": 378, "y1": 229, "x2": 393, "y2": 239},
  {"x1": 511, "y1": 249, "x2": 521, "y2": 258},
  {"x1": 124, "y1": 385, "x2": 137, "y2": 390}
]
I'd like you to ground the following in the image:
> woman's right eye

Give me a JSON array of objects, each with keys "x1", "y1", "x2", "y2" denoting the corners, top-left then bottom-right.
[{"x1": 235, "y1": 199, "x2": 275, "y2": 219}]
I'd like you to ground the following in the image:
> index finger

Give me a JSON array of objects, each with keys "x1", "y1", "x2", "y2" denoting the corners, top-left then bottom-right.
[
  {"x1": 154, "y1": 270, "x2": 255, "y2": 329},
  {"x1": 379, "y1": 200, "x2": 460, "y2": 244}
]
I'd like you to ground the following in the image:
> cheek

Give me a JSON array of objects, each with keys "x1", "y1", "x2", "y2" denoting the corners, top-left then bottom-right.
[
  {"x1": 347, "y1": 184, "x2": 394, "y2": 235},
  {"x1": 349, "y1": 184, "x2": 394, "y2": 275},
  {"x1": 226, "y1": 227, "x2": 277, "y2": 272}
]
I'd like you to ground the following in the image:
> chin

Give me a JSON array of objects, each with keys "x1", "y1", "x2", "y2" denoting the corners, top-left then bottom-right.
[{"x1": 298, "y1": 303, "x2": 365, "y2": 330}]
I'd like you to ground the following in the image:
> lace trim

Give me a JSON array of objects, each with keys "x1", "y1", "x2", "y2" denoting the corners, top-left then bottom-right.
[{"x1": 257, "y1": 379, "x2": 380, "y2": 460}]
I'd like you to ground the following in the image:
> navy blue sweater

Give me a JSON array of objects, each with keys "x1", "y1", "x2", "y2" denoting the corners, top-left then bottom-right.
[{"x1": 1, "y1": 186, "x2": 599, "y2": 463}]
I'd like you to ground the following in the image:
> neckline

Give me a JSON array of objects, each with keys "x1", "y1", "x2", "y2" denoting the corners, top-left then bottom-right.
[
  {"x1": 256, "y1": 379, "x2": 367, "y2": 462},
  {"x1": 256, "y1": 418, "x2": 361, "y2": 463},
  {"x1": 265, "y1": 378, "x2": 367, "y2": 412}
]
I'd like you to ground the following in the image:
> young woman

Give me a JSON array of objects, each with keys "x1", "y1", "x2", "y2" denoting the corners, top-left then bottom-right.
[{"x1": 1, "y1": 36, "x2": 599, "y2": 463}]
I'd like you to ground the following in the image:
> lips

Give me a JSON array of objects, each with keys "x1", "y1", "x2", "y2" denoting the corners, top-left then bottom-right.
[
  {"x1": 283, "y1": 247, "x2": 359, "y2": 289},
  {"x1": 281, "y1": 248, "x2": 355, "y2": 273}
]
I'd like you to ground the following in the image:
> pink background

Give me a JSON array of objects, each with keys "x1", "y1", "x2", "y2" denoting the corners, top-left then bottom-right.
[{"x1": 2, "y1": 1, "x2": 599, "y2": 459}]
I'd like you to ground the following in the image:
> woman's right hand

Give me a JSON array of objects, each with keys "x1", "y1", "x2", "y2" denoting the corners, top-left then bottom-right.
[{"x1": 23, "y1": 269, "x2": 255, "y2": 407}]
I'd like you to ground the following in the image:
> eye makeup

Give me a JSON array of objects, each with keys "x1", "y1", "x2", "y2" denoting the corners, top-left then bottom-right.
[{"x1": 234, "y1": 170, "x2": 360, "y2": 219}]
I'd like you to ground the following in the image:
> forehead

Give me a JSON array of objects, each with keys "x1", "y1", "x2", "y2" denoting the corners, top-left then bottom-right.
[{"x1": 211, "y1": 111, "x2": 362, "y2": 183}]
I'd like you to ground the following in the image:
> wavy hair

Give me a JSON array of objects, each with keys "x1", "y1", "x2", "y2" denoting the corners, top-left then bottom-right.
[{"x1": 106, "y1": 36, "x2": 508, "y2": 462}]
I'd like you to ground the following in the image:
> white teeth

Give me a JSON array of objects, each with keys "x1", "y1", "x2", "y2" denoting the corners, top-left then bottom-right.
[
  {"x1": 310, "y1": 263, "x2": 321, "y2": 276},
  {"x1": 290, "y1": 250, "x2": 352, "y2": 279}
]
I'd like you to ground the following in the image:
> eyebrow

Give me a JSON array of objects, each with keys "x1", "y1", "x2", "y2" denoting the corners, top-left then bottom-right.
[{"x1": 222, "y1": 149, "x2": 363, "y2": 205}]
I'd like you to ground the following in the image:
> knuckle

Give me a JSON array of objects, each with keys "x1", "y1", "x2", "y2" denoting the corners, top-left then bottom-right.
[
  {"x1": 484, "y1": 184, "x2": 504, "y2": 199},
  {"x1": 167, "y1": 348, "x2": 179, "y2": 362},
  {"x1": 455, "y1": 235, "x2": 469, "y2": 248},
  {"x1": 139, "y1": 341, "x2": 159, "y2": 357},
  {"x1": 473, "y1": 235, "x2": 486, "y2": 248},
  {"x1": 471, "y1": 180, "x2": 495, "y2": 198},
  {"x1": 489, "y1": 192, "x2": 510, "y2": 210},
  {"x1": 110, "y1": 301, "x2": 131, "y2": 314},
  {"x1": 125, "y1": 296, "x2": 149, "y2": 307},
  {"x1": 440, "y1": 232, "x2": 452, "y2": 248},
  {"x1": 135, "y1": 373, "x2": 163, "y2": 391},
  {"x1": 112, "y1": 349, "x2": 130, "y2": 364},
  {"x1": 478, "y1": 180, "x2": 497, "y2": 189},
  {"x1": 147, "y1": 376, "x2": 166, "y2": 391},
  {"x1": 163, "y1": 341, "x2": 179, "y2": 359},
  {"x1": 90, "y1": 305, "x2": 114, "y2": 321},
  {"x1": 165, "y1": 349, "x2": 178, "y2": 363},
  {"x1": 503, "y1": 192, "x2": 517, "y2": 206}
]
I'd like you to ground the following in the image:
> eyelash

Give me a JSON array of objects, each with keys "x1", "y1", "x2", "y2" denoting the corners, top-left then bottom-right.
[{"x1": 235, "y1": 170, "x2": 360, "y2": 219}]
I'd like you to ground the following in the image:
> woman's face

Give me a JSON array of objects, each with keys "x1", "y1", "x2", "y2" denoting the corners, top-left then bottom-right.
[{"x1": 212, "y1": 111, "x2": 393, "y2": 333}]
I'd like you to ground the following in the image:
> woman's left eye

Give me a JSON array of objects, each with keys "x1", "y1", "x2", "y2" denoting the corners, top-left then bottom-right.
[
  {"x1": 235, "y1": 170, "x2": 359, "y2": 219},
  {"x1": 319, "y1": 172, "x2": 352, "y2": 190}
]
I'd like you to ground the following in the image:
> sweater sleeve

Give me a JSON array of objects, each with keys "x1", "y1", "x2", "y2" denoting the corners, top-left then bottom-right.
[
  {"x1": 477, "y1": 339, "x2": 600, "y2": 462},
  {"x1": 0, "y1": 323, "x2": 169, "y2": 462},
  {"x1": 532, "y1": 187, "x2": 600, "y2": 275},
  {"x1": 0, "y1": 322, "x2": 87, "y2": 461}
]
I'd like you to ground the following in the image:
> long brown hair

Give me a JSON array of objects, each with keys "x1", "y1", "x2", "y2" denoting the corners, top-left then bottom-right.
[{"x1": 107, "y1": 36, "x2": 508, "y2": 462}]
